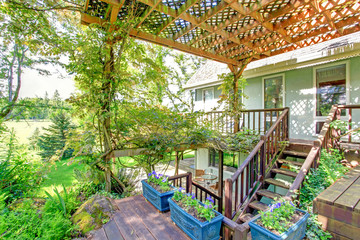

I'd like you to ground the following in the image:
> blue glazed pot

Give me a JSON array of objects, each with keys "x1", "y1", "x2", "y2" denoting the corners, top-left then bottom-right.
[
  {"x1": 249, "y1": 208, "x2": 309, "y2": 240},
  {"x1": 141, "y1": 179, "x2": 175, "y2": 211},
  {"x1": 168, "y1": 198, "x2": 224, "y2": 240}
]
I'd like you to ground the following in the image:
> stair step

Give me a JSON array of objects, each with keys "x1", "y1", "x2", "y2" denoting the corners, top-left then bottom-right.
[
  {"x1": 249, "y1": 200, "x2": 269, "y2": 212},
  {"x1": 238, "y1": 213, "x2": 255, "y2": 223},
  {"x1": 271, "y1": 168, "x2": 298, "y2": 178},
  {"x1": 257, "y1": 189, "x2": 284, "y2": 200},
  {"x1": 265, "y1": 178, "x2": 291, "y2": 189},
  {"x1": 277, "y1": 159, "x2": 303, "y2": 167},
  {"x1": 283, "y1": 150, "x2": 308, "y2": 158}
]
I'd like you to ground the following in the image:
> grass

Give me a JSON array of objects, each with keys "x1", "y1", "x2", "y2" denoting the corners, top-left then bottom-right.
[
  {"x1": 4, "y1": 120, "x2": 51, "y2": 144},
  {"x1": 39, "y1": 159, "x2": 85, "y2": 196}
]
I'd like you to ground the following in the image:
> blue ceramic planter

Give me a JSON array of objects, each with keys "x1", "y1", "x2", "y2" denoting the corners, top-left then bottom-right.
[
  {"x1": 141, "y1": 180, "x2": 175, "y2": 211},
  {"x1": 249, "y1": 209, "x2": 309, "y2": 240},
  {"x1": 168, "y1": 198, "x2": 224, "y2": 240}
]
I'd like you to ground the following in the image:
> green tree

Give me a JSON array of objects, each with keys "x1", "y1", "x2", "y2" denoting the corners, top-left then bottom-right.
[{"x1": 37, "y1": 111, "x2": 75, "y2": 160}]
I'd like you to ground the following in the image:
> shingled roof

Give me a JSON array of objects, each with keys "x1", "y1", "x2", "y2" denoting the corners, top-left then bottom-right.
[{"x1": 81, "y1": 0, "x2": 360, "y2": 66}]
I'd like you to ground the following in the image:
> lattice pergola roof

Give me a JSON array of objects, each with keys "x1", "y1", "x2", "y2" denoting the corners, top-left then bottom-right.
[{"x1": 81, "y1": 0, "x2": 360, "y2": 66}]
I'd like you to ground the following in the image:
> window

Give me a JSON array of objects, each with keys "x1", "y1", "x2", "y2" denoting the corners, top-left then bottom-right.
[
  {"x1": 203, "y1": 88, "x2": 214, "y2": 102},
  {"x1": 194, "y1": 85, "x2": 222, "y2": 102},
  {"x1": 316, "y1": 64, "x2": 346, "y2": 116},
  {"x1": 263, "y1": 75, "x2": 284, "y2": 109}
]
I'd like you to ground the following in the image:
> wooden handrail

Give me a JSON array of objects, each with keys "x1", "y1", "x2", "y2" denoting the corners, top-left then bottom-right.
[
  {"x1": 202, "y1": 108, "x2": 287, "y2": 134},
  {"x1": 286, "y1": 104, "x2": 360, "y2": 198},
  {"x1": 169, "y1": 172, "x2": 223, "y2": 213},
  {"x1": 224, "y1": 107, "x2": 289, "y2": 219}
]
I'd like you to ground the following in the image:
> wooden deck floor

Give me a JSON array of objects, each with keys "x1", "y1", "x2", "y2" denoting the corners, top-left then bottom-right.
[{"x1": 88, "y1": 195, "x2": 190, "y2": 240}]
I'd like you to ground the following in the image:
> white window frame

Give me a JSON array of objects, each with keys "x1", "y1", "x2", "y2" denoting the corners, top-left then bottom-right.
[
  {"x1": 202, "y1": 87, "x2": 215, "y2": 102},
  {"x1": 262, "y1": 73, "x2": 286, "y2": 109},
  {"x1": 313, "y1": 61, "x2": 350, "y2": 134}
]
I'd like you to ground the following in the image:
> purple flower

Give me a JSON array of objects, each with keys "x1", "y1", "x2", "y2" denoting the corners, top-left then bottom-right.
[
  {"x1": 204, "y1": 205, "x2": 208, "y2": 209},
  {"x1": 178, "y1": 187, "x2": 185, "y2": 192},
  {"x1": 209, "y1": 204, "x2": 213, "y2": 208},
  {"x1": 206, "y1": 196, "x2": 214, "y2": 203},
  {"x1": 155, "y1": 175, "x2": 159, "y2": 179},
  {"x1": 290, "y1": 202, "x2": 295, "y2": 207},
  {"x1": 148, "y1": 173, "x2": 152, "y2": 177},
  {"x1": 151, "y1": 170, "x2": 156, "y2": 174},
  {"x1": 158, "y1": 173, "x2": 163, "y2": 177},
  {"x1": 191, "y1": 193, "x2": 195, "y2": 199},
  {"x1": 162, "y1": 178, "x2": 167, "y2": 183}
]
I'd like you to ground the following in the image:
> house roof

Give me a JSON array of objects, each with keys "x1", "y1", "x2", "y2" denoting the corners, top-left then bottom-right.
[
  {"x1": 185, "y1": 30, "x2": 360, "y2": 89},
  {"x1": 81, "y1": 0, "x2": 360, "y2": 66}
]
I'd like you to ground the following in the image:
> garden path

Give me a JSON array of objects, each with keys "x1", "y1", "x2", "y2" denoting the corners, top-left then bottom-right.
[{"x1": 88, "y1": 195, "x2": 190, "y2": 240}]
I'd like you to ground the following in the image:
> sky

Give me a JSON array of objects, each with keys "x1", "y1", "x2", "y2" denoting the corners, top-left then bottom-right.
[{"x1": 19, "y1": 63, "x2": 76, "y2": 100}]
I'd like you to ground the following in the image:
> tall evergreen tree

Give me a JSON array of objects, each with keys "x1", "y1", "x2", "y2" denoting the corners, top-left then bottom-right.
[{"x1": 37, "y1": 111, "x2": 75, "y2": 160}]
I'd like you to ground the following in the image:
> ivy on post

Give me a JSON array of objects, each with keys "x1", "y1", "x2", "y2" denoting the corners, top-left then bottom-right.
[{"x1": 227, "y1": 58, "x2": 252, "y2": 133}]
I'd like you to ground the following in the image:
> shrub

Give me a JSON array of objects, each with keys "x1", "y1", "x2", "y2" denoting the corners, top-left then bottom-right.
[
  {"x1": 0, "y1": 129, "x2": 44, "y2": 203},
  {"x1": 0, "y1": 199, "x2": 78, "y2": 240},
  {"x1": 300, "y1": 149, "x2": 348, "y2": 240}
]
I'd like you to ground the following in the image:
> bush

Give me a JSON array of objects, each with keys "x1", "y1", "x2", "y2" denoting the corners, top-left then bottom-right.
[
  {"x1": 300, "y1": 149, "x2": 348, "y2": 240},
  {"x1": 300, "y1": 149, "x2": 348, "y2": 207},
  {"x1": 0, "y1": 199, "x2": 78, "y2": 240},
  {"x1": 0, "y1": 129, "x2": 44, "y2": 203}
]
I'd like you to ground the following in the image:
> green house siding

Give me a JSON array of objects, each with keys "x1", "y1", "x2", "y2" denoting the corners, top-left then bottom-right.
[{"x1": 244, "y1": 56, "x2": 360, "y2": 140}]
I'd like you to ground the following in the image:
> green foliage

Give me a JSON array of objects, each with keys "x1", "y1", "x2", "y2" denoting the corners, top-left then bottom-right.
[
  {"x1": 37, "y1": 111, "x2": 76, "y2": 160},
  {"x1": 147, "y1": 171, "x2": 171, "y2": 192},
  {"x1": 300, "y1": 149, "x2": 348, "y2": 207},
  {"x1": 258, "y1": 199, "x2": 297, "y2": 235},
  {"x1": 43, "y1": 185, "x2": 80, "y2": 217},
  {"x1": 299, "y1": 149, "x2": 348, "y2": 239},
  {"x1": 305, "y1": 209, "x2": 332, "y2": 240},
  {"x1": 0, "y1": 129, "x2": 44, "y2": 202},
  {"x1": 173, "y1": 188, "x2": 217, "y2": 222},
  {"x1": 0, "y1": 199, "x2": 78, "y2": 240},
  {"x1": 223, "y1": 128, "x2": 260, "y2": 153},
  {"x1": 217, "y1": 73, "x2": 248, "y2": 113}
]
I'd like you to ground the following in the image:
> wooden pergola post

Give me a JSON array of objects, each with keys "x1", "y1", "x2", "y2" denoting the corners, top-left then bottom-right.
[{"x1": 227, "y1": 58, "x2": 251, "y2": 133}]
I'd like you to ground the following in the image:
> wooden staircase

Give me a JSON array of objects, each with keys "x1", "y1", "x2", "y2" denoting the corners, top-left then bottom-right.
[{"x1": 235, "y1": 140, "x2": 313, "y2": 224}]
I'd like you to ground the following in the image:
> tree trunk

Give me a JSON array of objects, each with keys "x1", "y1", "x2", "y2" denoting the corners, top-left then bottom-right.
[
  {"x1": 174, "y1": 151, "x2": 179, "y2": 175},
  {"x1": 102, "y1": 41, "x2": 115, "y2": 192}
]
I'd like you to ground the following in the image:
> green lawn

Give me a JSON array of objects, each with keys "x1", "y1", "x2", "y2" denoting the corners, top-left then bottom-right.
[
  {"x1": 4, "y1": 120, "x2": 51, "y2": 144},
  {"x1": 39, "y1": 160, "x2": 85, "y2": 196}
]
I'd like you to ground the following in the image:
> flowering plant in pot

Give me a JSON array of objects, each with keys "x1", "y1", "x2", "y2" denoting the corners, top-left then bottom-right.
[
  {"x1": 168, "y1": 188, "x2": 223, "y2": 240},
  {"x1": 141, "y1": 171, "x2": 174, "y2": 211},
  {"x1": 249, "y1": 199, "x2": 309, "y2": 240}
]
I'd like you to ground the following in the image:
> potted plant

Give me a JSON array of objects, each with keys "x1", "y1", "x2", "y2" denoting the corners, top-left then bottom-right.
[
  {"x1": 141, "y1": 171, "x2": 175, "y2": 211},
  {"x1": 168, "y1": 188, "x2": 224, "y2": 240},
  {"x1": 249, "y1": 199, "x2": 309, "y2": 240}
]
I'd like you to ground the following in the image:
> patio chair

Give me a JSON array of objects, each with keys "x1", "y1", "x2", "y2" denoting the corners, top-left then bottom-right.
[{"x1": 193, "y1": 169, "x2": 205, "y2": 183}]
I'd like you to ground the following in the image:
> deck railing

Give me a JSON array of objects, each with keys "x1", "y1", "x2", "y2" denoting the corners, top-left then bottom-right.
[
  {"x1": 201, "y1": 108, "x2": 288, "y2": 134},
  {"x1": 286, "y1": 104, "x2": 360, "y2": 198},
  {"x1": 224, "y1": 108, "x2": 289, "y2": 219},
  {"x1": 169, "y1": 172, "x2": 222, "y2": 213}
]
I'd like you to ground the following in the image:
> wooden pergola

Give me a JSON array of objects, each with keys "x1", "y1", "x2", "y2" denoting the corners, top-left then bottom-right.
[
  {"x1": 81, "y1": 0, "x2": 360, "y2": 67},
  {"x1": 80, "y1": 0, "x2": 360, "y2": 194}
]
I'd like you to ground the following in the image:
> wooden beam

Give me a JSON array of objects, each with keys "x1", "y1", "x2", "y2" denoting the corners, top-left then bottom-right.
[
  {"x1": 309, "y1": 0, "x2": 342, "y2": 35},
  {"x1": 223, "y1": 0, "x2": 358, "y2": 58},
  {"x1": 128, "y1": 28, "x2": 240, "y2": 65},
  {"x1": 135, "y1": 0, "x2": 163, "y2": 28},
  {"x1": 155, "y1": 0, "x2": 200, "y2": 35},
  {"x1": 84, "y1": 0, "x2": 90, "y2": 11},
  {"x1": 203, "y1": 0, "x2": 308, "y2": 52},
  {"x1": 173, "y1": 0, "x2": 231, "y2": 40},
  {"x1": 236, "y1": 16, "x2": 360, "y2": 61}
]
